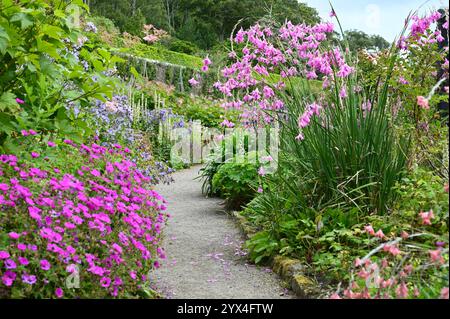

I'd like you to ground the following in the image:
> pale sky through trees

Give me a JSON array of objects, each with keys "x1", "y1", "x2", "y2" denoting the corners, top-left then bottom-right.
[{"x1": 303, "y1": 0, "x2": 446, "y2": 42}]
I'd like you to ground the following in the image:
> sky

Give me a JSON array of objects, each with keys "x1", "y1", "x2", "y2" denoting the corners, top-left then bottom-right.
[{"x1": 303, "y1": 0, "x2": 447, "y2": 42}]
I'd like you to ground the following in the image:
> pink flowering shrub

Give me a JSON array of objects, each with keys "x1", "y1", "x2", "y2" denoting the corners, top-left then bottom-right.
[
  {"x1": 142, "y1": 24, "x2": 169, "y2": 44},
  {"x1": 0, "y1": 133, "x2": 168, "y2": 298},
  {"x1": 330, "y1": 211, "x2": 448, "y2": 299},
  {"x1": 321, "y1": 165, "x2": 449, "y2": 299}
]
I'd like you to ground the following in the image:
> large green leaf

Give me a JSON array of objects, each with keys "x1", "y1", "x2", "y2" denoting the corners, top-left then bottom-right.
[
  {"x1": 0, "y1": 26, "x2": 10, "y2": 55},
  {"x1": 0, "y1": 91, "x2": 17, "y2": 112},
  {"x1": 0, "y1": 112, "x2": 15, "y2": 135},
  {"x1": 41, "y1": 24, "x2": 64, "y2": 40},
  {"x1": 10, "y1": 12, "x2": 34, "y2": 30},
  {"x1": 36, "y1": 38, "x2": 60, "y2": 60}
]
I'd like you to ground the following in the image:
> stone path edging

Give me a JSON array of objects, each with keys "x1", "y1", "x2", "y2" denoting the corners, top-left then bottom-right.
[{"x1": 230, "y1": 211, "x2": 321, "y2": 298}]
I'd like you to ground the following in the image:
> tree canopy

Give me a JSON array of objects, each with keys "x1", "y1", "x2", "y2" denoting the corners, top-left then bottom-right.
[
  {"x1": 344, "y1": 29, "x2": 390, "y2": 52},
  {"x1": 88, "y1": 0, "x2": 320, "y2": 49}
]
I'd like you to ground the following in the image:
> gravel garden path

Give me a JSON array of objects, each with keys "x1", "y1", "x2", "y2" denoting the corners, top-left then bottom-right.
[{"x1": 151, "y1": 165, "x2": 294, "y2": 299}]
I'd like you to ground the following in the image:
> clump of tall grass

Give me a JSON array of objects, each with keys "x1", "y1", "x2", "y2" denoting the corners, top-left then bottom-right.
[{"x1": 271, "y1": 13, "x2": 411, "y2": 214}]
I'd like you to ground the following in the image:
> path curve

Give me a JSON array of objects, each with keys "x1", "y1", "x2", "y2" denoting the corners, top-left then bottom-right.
[{"x1": 151, "y1": 166, "x2": 295, "y2": 299}]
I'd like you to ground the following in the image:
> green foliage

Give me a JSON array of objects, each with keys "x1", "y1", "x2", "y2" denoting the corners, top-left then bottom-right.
[
  {"x1": 89, "y1": 0, "x2": 320, "y2": 49},
  {"x1": 212, "y1": 162, "x2": 259, "y2": 209},
  {"x1": 280, "y1": 64, "x2": 409, "y2": 214},
  {"x1": 171, "y1": 98, "x2": 225, "y2": 128},
  {"x1": 246, "y1": 231, "x2": 279, "y2": 264},
  {"x1": 0, "y1": 0, "x2": 119, "y2": 152},
  {"x1": 121, "y1": 43, "x2": 203, "y2": 69},
  {"x1": 393, "y1": 166, "x2": 449, "y2": 220},
  {"x1": 343, "y1": 30, "x2": 390, "y2": 52},
  {"x1": 198, "y1": 130, "x2": 258, "y2": 197},
  {"x1": 160, "y1": 37, "x2": 200, "y2": 55},
  {"x1": 245, "y1": 163, "x2": 449, "y2": 284}
]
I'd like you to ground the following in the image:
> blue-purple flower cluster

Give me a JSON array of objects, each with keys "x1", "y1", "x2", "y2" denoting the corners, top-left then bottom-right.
[
  {"x1": 143, "y1": 108, "x2": 186, "y2": 129},
  {"x1": 90, "y1": 95, "x2": 134, "y2": 145},
  {"x1": 85, "y1": 22, "x2": 98, "y2": 34}
]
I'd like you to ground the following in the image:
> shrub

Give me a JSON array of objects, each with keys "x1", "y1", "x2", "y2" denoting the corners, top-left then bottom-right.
[
  {"x1": 0, "y1": 1, "x2": 120, "y2": 151},
  {"x1": 160, "y1": 38, "x2": 200, "y2": 55},
  {"x1": 124, "y1": 43, "x2": 203, "y2": 69},
  {"x1": 199, "y1": 130, "x2": 259, "y2": 197},
  {"x1": 0, "y1": 133, "x2": 168, "y2": 298},
  {"x1": 171, "y1": 98, "x2": 225, "y2": 128},
  {"x1": 329, "y1": 210, "x2": 448, "y2": 299},
  {"x1": 212, "y1": 162, "x2": 260, "y2": 210}
]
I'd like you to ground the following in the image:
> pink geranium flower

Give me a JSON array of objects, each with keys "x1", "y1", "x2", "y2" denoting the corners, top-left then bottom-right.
[
  {"x1": 2, "y1": 271, "x2": 16, "y2": 286},
  {"x1": 18, "y1": 257, "x2": 29, "y2": 265},
  {"x1": 4, "y1": 259, "x2": 17, "y2": 269},
  {"x1": 100, "y1": 277, "x2": 111, "y2": 288},
  {"x1": 203, "y1": 57, "x2": 212, "y2": 66},
  {"x1": 8, "y1": 232, "x2": 20, "y2": 239},
  {"x1": 22, "y1": 274, "x2": 37, "y2": 285},
  {"x1": 55, "y1": 288, "x2": 64, "y2": 298},
  {"x1": 0, "y1": 251, "x2": 10, "y2": 259},
  {"x1": 40, "y1": 259, "x2": 51, "y2": 271}
]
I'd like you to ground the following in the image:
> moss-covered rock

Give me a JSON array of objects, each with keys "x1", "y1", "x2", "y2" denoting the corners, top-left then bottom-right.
[{"x1": 291, "y1": 274, "x2": 320, "y2": 299}]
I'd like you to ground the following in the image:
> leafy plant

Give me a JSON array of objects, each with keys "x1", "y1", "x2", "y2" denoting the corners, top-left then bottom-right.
[
  {"x1": 160, "y1": 38, "x2": 200, "y2": 55},
  {"x1": 0, "y1": 0, "x2": 121, "y2": 152},
  {"x1": 212, "y1": 162, "x2": 260, "y2": 210}
]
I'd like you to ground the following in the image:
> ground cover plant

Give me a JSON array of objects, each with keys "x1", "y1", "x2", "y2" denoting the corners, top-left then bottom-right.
[{"x1": 0, "y1": 133, "x2": 168, "y2": 298}]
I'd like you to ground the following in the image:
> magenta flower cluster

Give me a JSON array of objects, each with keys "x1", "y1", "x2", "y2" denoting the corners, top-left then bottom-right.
[
  {"x1": 398, "y1": 11, "x2": 448, "y2": 51},
  {"x1": 0, "y1": 137, "x2": 168, "y2": 298}
]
